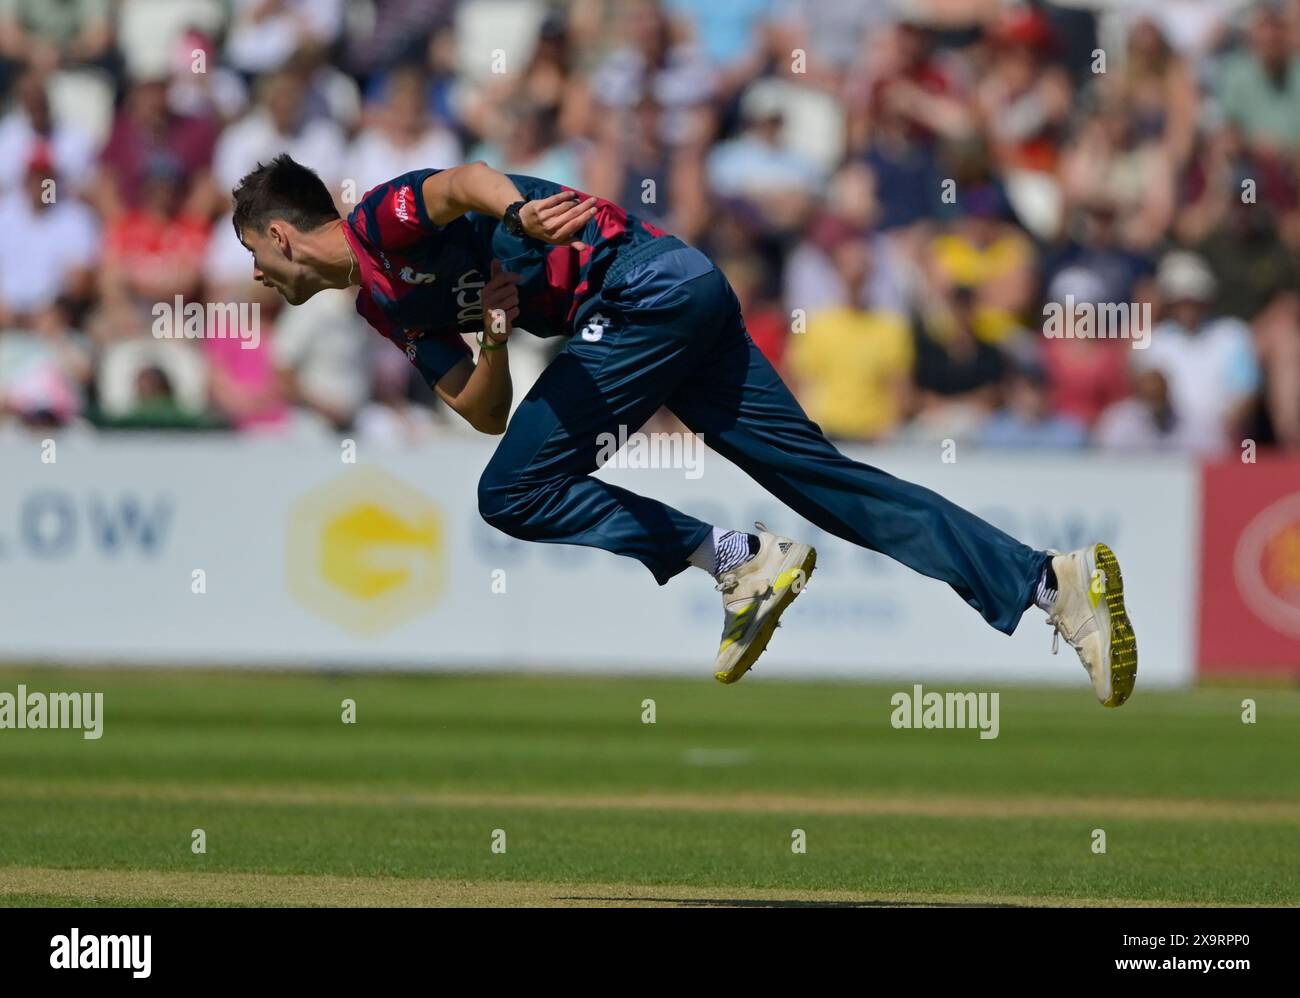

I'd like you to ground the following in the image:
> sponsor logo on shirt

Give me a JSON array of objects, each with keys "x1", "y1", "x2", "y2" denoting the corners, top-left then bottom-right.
[
  {"x1": 400, "y1": 266, "x2": 436, "y2": 285},
  {"x1": 395, "y1": 185, "x2": 412, "y2": 223},
  {"x1": 453, "y1": 268, "x2": 485, "y2": 325}
]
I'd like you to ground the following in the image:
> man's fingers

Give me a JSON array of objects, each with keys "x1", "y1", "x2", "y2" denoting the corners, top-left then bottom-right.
[
  {"x1": 490, "y1": 258, "x2": 502, "y2": 277},
  {"x1": 533, "y1": 191, "x2": 580, "y2": 217},
  {"x1": 548, "y1": 198, "x2": 597, "y2": 230},
  {"x1": 553, "y1": 207, "x2": 597, "y2": 242},
  {"x1": 539, "y1": 195, "x2": 596, "y2": 229}
]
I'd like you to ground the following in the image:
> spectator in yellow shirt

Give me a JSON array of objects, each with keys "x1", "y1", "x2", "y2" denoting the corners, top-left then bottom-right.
[{"x1": 786, "y1": 226, "x2": 913, "y2": 441}]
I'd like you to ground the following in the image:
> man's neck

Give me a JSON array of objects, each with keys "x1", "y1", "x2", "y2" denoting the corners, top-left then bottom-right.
[{"x1": 304, "y1": 219, "x2": 357, "y2": 290}]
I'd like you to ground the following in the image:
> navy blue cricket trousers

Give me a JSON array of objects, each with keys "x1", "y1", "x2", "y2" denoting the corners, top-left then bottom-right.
[{"x1": 477, "y1": 238, "x2": 1044, "y2": 634}]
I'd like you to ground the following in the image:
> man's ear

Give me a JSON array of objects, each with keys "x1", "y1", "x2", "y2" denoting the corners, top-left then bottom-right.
[{"x1": 267, "y1": 221, "x2": 292, "y2": 259}]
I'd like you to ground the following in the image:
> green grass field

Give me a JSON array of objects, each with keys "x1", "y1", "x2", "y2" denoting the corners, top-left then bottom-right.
[{"x1": 0, "y1": 668, "x2": 1297, "y2": 907}]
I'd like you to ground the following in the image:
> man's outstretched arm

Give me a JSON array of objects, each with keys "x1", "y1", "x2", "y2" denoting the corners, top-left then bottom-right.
[{"x1": 421, "y1": 162, "x2": 598, "y2": 249}]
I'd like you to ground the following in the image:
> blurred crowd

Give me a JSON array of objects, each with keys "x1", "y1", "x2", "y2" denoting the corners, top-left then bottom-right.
[{"x1": 1, "y1": 0, "x2": 1299, "y2": 455}]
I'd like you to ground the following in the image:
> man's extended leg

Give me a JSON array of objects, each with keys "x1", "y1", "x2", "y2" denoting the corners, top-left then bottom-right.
[
  {"x1": 666, "y1": 269, "x2": 1043, "y2": 635},
  {"x1": 665, "y1": 266, "x2": 1136, "y2": 706}
]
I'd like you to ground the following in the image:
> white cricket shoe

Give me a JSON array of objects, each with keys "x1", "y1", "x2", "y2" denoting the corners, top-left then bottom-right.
[
  {"x1": 712, "y1": 523, "x2": 817, "y2": 684},
  {"x1": 1046, "y1": 543, "x2": 1138, "y2": 707}
]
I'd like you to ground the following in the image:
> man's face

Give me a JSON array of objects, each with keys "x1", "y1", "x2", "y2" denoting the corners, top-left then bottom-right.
[
  {"x1": 239, "y1": 224, "x2": 317, "y2": 305},
  {"x1": 1169, "y1": 299, "x2": 1207, "y2": 330}
]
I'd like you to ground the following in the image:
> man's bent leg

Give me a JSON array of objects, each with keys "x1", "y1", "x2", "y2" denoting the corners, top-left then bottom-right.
[{"x1": 478, "y1": 268, "x2": 724, "y2": 585}]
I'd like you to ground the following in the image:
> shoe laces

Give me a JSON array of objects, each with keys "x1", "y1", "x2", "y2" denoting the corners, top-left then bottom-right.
[{"x1": 1046, "y1": 610, "x2": 1084, "y2": 656}]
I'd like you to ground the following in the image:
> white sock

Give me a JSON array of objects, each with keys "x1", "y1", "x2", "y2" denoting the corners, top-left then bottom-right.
[
  {"x1": 1034, "y1": 558, "x2": 1059, "y2": 612},
  {"x1": 687, "y1": 527, "x2": 725, "y2": 575},
  {"x1": 688, "y1": 527, "x2": 756, "y2": 576}
]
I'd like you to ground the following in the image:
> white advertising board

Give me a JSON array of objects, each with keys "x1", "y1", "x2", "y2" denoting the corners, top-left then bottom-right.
[{"x1": 0, "y1": 437, "x2": 1197, "y2": 686}]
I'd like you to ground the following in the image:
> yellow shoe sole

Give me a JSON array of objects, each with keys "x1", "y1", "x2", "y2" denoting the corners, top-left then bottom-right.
[
  {"x1": 1094, "y1": 542, "x2": 1137, "y2": 708},
  {"x1": 715, "y1": 548, "x2": 817, "y2": 685}
]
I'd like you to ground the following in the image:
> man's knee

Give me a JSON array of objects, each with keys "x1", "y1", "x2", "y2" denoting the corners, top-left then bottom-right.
[
  {"x1": 479, "y1": 456, "x2": 557, "y2": 538},
  {"x1": 477, "y1": 459, "x2": 521, "y2": 533}
]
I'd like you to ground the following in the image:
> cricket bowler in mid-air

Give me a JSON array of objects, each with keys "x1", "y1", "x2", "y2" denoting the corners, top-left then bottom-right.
[{"x1": 233, "y1": 155, "x2": 1138, "y2": 706}]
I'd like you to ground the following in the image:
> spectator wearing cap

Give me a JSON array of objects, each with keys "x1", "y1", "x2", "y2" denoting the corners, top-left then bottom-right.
[
  {"x1": 0, "y1": 145, "x2": 98, "y2": 328},
  {"x1": 1133, "y1": 251, "x2": 1261, "y2": 453}
]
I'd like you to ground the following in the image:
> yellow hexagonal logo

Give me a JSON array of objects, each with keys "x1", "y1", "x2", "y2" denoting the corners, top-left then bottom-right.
[{"x1": 286, "y1": 466, "x2": 445, "y2": 634}]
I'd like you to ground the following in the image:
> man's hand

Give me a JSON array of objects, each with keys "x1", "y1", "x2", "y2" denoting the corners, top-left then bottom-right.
[
  {"x1": 519, "y1": 191, "x2": 598, "y2": 251},
  {"x1": 481, "y1": 260, "x2": 522, "y2": 343}
]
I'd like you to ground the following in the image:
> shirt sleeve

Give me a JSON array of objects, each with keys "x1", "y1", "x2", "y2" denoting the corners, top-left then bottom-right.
[
  {"x1": 356, "y1": 287, "x2": 471, "y2": 387},
  {"x1": 351, "y1": 168, "x2": 445, "y2": 253},
  {"x1": 405, "y1": 332, "x2": 472, "y2": 387}
]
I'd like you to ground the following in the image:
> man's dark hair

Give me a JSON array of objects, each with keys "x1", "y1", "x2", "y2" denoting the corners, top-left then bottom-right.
[{"x1": 231, "y1": 154, "x2": 338, "y2": 238}]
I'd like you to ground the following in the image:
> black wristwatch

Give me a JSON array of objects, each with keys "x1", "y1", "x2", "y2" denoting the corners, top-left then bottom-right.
[{"x1": 502, "y1": 199, "x2": 529, "y2": 237}]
